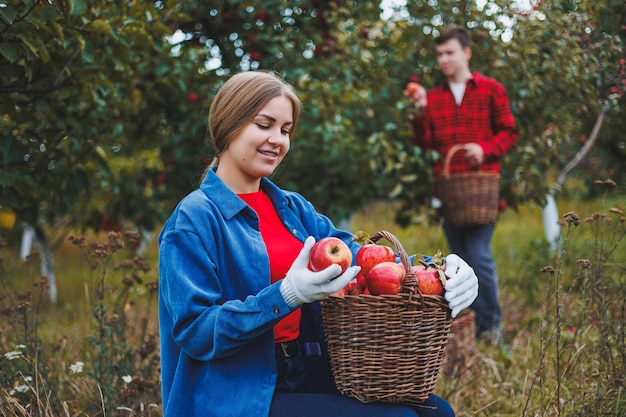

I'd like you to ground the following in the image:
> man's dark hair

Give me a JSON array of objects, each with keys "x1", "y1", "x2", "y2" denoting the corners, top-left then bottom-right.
[{"x1": 436, "y1": 26, "x2": 471, "y2": 49}]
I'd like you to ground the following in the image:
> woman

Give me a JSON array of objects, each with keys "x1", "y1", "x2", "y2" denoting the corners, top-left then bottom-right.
[{"x1": 158, "y1": 71, "x2": 478, "y2": 417}]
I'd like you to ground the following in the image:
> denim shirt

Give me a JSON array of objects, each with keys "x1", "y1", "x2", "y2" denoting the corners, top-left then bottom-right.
[{"x1": 158, "y1": 167, "x2": 360, "y2": 417}]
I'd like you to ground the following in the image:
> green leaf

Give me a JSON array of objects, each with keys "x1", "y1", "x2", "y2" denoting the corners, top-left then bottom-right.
[
  {"x1": 0, "y1": 5, "x2": 18, "y2": 23},
  {"x1": 85, "y1": 19, "x2": 114, "y2": 37},
  {"x1": 16, "y1": 34, "x2": 50, "y2": 63},
  {"x1": 68, "y1": 0, "x2": 87, "y2": 17},
  {"x1": 0, "y1": 43, "x2": 18, "y2": 63}
]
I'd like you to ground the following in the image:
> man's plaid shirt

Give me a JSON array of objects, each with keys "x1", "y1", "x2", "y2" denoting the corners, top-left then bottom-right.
[{"x1": 410, "y1": 72, "x2": 519, "y2": 177}]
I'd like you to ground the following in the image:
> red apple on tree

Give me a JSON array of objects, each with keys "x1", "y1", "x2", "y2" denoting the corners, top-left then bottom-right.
[
  {"x1": 187, "y1": 92, "x2": 200, "y2": 103},
  {"x1": 366, "y1": 261, "x2": 404, "y2": 295},
  {"x1": 309, "y1": 237, "x2": 353, "y2": 274},
  {"x1": 356, "y1": 243, "x2": 396, "y2": 278}
]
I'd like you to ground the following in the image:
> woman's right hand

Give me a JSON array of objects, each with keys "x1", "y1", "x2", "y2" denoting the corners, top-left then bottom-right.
[{"x1": 280, "y1": 236, "x2": 360, "y2": 306}]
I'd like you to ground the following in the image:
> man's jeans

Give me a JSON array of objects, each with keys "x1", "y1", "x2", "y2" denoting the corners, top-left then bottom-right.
[{"x1": 443, "y1": 222, "x2": 502, "y2": 337}]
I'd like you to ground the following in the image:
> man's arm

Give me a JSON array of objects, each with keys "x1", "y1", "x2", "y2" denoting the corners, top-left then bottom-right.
[{"x1": 479, "y1": 82, "x2": 519, "y2": 158}]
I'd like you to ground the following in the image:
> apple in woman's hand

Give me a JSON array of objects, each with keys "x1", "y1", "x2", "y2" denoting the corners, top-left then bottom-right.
[{"x1": 309, "y1": 237, "x2": 353, "y2": 274}]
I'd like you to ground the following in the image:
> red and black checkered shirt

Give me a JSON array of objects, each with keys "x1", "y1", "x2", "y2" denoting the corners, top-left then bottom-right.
[{"x1": 410, "y1": 72, "x2": 519, "y2": 177}]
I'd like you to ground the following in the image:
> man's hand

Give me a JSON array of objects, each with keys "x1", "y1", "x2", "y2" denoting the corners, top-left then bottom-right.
[
  {"x1": 463, "y1": 143, "x2": 484, "y2": 167},
  {"x1": 403, "y1": 82, "x2": 428, "y2": 109}
]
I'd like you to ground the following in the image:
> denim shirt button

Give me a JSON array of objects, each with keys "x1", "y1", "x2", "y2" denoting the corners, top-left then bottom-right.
[
  {"x1": 273, "y1": 307, "x2": 280, "y2": 314},
  {"x1": 291, "y1": 229, "x2": 297, "y2": 235}
]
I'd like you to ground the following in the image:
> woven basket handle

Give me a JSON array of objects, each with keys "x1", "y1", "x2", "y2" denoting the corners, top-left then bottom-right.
[
  {"x1": 370, "y1": 231, "x2": 419, "y2": 297},
  {"x1": 442, "y1": 144, "x2": 467, "y2": 178}
]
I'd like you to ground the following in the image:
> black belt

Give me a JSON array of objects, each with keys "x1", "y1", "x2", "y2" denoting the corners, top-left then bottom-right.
[{"x1": 275, "y1": 339, "x2": 300, "y2": 358}]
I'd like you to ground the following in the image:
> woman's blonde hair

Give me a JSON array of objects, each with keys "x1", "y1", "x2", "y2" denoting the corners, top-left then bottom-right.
[{"x1": 207, "y1": 71, "x2": 302, "y2": 167}]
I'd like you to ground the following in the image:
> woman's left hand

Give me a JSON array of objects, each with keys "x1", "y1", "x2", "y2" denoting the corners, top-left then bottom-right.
[{"x1": 443, "y1": 254, "x2": 479, "y2": 318}]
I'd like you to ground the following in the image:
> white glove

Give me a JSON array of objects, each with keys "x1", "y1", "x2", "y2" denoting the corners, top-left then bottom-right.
[
  {"x1": 444, "y1": 254, "x2": 479, "y2": 318},
  {"x1": 280, "y1": 236, "x2": 360, "y2": 307}
]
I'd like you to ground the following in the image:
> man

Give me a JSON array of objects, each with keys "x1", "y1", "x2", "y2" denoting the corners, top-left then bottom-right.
[{"x1": 405, "y1": 26, "x2": 519, "y2": 344}]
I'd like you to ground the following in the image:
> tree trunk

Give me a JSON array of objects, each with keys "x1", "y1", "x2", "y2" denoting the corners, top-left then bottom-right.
[
  {"x1": 542, "y1": 193, "x2": 560, "y2": 251},
  {"x1": 20, "y1": 225, "x2": 58, "y2": 303},
  {"x1": 542, "y1": 104, "x2": 607, "y2": 251}
]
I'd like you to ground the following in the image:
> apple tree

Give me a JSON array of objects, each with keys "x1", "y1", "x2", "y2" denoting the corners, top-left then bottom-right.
[
  {"x1": 0, "y1": 0, "x2": 213, "y2": 299},
  {"x1": 376, "y1": 0, "x2": 625, "y2": 225},
  {"x1": 498, "y1": 0, "x2": 625, "y2": 206}
]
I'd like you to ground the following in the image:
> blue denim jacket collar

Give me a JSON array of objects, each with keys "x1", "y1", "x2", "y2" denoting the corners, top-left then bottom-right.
[{"x1": 200, "y1": 166, "x2": 290, "y2": 221}]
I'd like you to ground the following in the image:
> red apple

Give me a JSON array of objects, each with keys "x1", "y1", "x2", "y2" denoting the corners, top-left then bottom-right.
[
  {"x1": 406, "y1": 82, "x2": 420, "y2": 95},
  {"x1": 356, "y1": 271, "x2": 367, "y2": 289},
  {"x1": 309, "y1": 237, "x2": 353, "y2": 274},
  {"x1": 412, "y1": 265, "x2": 444, "y2": 296},
  {"x1": 187, "y1": 92, "x2": 200, "y2": 103},
  {"x1": 343, "y1": 278, "x2": 362, "y2": 296},
  {"x1": 366, "y1": 261, "x2": 404, "y2": 295},
  {"x1": 356, "y1": 244, "x2": 396, "y2": 278}
]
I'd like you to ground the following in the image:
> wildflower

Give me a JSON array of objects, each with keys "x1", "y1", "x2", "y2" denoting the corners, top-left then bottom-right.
[
  {"x1": 593, "y1": 179, "x2": 616, "y2": 188},
  {"x1": 563, "y1": 211, "x2": 581, "y2": 226},
  {"x1": 540, "y1": 266, "x2": 555, "y2": 274},
  {"x1": 69, "y1": 361, "x2": 84, "y2": 374},
  {"x1": 122, "y1": 375, "x2": 133, "y2": 384},
  {"x1": 4, "y1": 351, "x2": 23, "y2": 360},
  {"x1": 10, "y1": 384, "x2": 30, "y2": 395},
  {"x1": 576, "y1": 259, "x2": 592, "y2": 269},
  {"x1": 68, "y1": 235, "x2": 87, "y2": 248}
]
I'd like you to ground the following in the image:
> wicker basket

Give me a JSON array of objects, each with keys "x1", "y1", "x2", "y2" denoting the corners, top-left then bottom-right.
[
  {"x1": 320, "y1": 231, "x2": 452, "y2": 405},
  {"x1": 436, "y1": 144, "x2": 500, "y2": 226},
  {"x1": 441, "y1": 309, "x2": 476, "y2": 379}
]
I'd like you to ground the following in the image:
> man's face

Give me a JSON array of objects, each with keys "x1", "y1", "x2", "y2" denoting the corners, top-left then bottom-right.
[{"x1": 435, "y1": 38, "x2": 471, "y2": 79}]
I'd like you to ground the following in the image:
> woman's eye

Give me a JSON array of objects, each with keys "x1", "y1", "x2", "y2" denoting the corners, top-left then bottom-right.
[
  {"x1": 281, "y1": 129, "x2": 291, "y2": 135},
  {"x1": 256, "y1": 123, "x2": 269, "y2": 129}
]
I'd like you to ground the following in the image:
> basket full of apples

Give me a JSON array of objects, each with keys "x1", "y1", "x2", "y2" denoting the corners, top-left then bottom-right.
[{"x1": 319, "y1": 230, "x2": 452, "y2": 406}]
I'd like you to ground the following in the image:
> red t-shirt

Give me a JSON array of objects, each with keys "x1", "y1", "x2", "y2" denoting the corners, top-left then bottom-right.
[{"x1": 238, "y1": 190, "x2": 303, "y2": 343}]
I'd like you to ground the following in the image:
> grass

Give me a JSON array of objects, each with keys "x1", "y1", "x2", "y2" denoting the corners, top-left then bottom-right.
[{"x1": 0, "y1": 190, "x2": 624, "y2": 416}]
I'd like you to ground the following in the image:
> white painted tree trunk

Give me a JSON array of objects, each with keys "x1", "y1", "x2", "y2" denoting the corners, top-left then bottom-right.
[
  {"x1": 541, "y1": 105, "x2": 606, "y2": 252},
  {"x1": 542, "y1": 193, "x2": 561, "y2": 252},
  {"x1": 20, "y1": 225, "x2": 58, "y2": 303}
]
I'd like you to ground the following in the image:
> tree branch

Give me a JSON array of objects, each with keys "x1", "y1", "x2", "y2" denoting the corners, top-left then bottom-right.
[
  {"x1": 54, "y1": 47, "x2": 81, "y2": 86},
  {"x1": 551, "y1": 104, "x2": 608, "y2": 194}
]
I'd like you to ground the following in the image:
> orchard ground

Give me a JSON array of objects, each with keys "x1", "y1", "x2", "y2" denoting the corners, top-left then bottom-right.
[{"x1": 0, "y1": 194, "x2": 624, "y2": 417}]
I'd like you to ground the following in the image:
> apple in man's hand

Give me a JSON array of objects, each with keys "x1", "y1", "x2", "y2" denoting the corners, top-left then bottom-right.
[
  {"x1": 406, "y1": 82, "x2": 420, "y2": 95},
  {"x1": 309, "y1": 237, "x2": 353, "y2": 274},
  {"x1": 366, "y1": 261, "x2": 404, "y2": 295},
  {"x1": 356, "y1": 244, "x2": 396, "y2": 278}
]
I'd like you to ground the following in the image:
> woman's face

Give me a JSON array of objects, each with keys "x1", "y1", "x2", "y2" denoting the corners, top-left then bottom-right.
[{"x1": 216, "y1": 95, "x2": 294, "y2": 193}]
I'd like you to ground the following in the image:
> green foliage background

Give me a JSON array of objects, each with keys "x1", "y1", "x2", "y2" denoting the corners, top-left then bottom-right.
[{"x1": 1, "y1": 0, "x2": 624, "y2": 234}]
